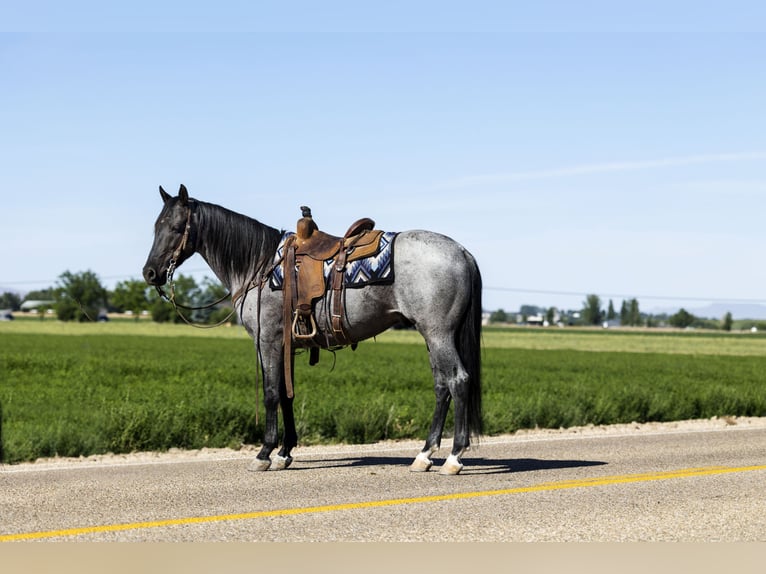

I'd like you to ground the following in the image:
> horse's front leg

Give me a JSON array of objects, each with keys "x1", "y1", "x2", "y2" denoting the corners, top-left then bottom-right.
[
  {"x1": 248, "y1": 345, "x2": 283, "y2": 472},
  {"x1": 272, "y1": 371, "x2": 297, "y2": 470},
  {"x1": 249, "y1": 377, "x2": 280, "y2": 471},
  {"x1": 249, "y1": 349, "x2": 298, "y2": 471}
]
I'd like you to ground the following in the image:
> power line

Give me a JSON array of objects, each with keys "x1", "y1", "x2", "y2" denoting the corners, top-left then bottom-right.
[
  {"x1": 484, "y1": 286, "x2": 766, "y2": 305},
  {"x1": 4, "y1": 275, "x2": 766, "y2": 305}
]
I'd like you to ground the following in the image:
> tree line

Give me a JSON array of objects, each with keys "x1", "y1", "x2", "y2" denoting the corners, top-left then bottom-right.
[
  {"x1": 0, "y1": 279, "x2": 747, "y2": 331},
  {"x1": 1, "y1": 270, "x2": 233, "y2": 324},
  {"x1": 489, "y1": 293, "x2": 739, "y2": 332}
]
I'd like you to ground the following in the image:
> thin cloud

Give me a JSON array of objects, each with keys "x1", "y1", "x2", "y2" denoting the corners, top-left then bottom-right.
[{"x1": 433, "y1": 151, "x2": 766, "y2": 190}]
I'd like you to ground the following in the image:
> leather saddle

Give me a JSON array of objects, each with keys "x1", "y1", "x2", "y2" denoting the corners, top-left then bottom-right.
[
  {"x1": 289, "y1": 206, "x2": 382, "y2": 320},
  {"x1": 281, "y1": 206, "x2": 384, "y2": 398}
]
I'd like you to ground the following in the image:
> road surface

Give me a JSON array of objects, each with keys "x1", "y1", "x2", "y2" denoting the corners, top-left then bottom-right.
[{"x1": 2, "y1": 417, "x2": 765, "y2": 542}]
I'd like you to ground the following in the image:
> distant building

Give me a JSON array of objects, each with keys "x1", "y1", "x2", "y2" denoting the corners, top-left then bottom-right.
[{"x1": 20, "y1": 300, "x2": 55, "y2": 311}]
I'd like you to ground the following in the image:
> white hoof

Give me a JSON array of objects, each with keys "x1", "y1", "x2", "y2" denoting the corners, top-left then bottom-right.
[
  {"x1": 410, "y1": 451, "x2": 434, "y2": 472},
  {"x1": 248, "y1": 457, "x2": 272, "y2": 472},
  {"x1": 272, "y1": 455, "x2": 293, "y2": 470},
  {"x1": 438, "y1": 454, "x2": 464, "y2": 476}
]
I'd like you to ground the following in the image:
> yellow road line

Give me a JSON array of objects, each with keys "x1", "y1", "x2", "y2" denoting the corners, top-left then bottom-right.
[{"x1": 2, "y1": 464, "x2": 764, "y2": 542}]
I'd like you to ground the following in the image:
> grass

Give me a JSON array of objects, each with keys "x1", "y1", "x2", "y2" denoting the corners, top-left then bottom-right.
[
  {"x1": 1, "y1": 332, "x2": 261, "y2": 463},
  {"x1": 1, "y1": 321, "x2": 765, "y2": 463}
]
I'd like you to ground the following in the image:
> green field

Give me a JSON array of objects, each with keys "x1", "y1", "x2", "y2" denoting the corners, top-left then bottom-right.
[{"x1": 2, "y1": 321, "x2": 765, "y2": 464}]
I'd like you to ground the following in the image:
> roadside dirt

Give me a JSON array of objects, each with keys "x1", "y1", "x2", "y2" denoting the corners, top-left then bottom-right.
[{"x1": 10, "y1": 415, "x2": 766, "y2": 471}]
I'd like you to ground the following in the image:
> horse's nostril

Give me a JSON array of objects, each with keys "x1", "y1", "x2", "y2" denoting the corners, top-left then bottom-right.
[{"x1": 143, "y1": 267, "x2": 156, "y2": 284}]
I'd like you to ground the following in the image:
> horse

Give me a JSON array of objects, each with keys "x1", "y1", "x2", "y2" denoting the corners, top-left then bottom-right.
[{"x1": 142, "y1": 184, "x2": 482, "y2": 475}]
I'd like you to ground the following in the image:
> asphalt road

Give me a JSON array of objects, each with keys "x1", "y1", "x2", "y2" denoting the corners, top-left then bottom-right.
[{"x1": 2, "y1": 419, "x2": 765, "y2": 542}]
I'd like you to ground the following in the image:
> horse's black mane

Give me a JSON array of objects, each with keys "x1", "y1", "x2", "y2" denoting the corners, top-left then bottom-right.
[{"x1": 195, "y1": 200, "x2": 283, "y2": 288}]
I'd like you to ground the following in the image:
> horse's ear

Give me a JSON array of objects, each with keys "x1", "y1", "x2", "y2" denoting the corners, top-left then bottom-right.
[
  {"x1": 178, "y1": 184, "x2": 189, "y2": 205},
  {"x1": 159, "y1": 185, "x2": 172, "y2": 204}
]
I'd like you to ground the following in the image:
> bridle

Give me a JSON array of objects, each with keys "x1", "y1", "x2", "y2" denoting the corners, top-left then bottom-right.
[
  {"x1": 154, "y1": 202, "x2": 236, "y2": 328},
  {"x1": 154, "y1": 203, "x2": 194, "y2": 302}
]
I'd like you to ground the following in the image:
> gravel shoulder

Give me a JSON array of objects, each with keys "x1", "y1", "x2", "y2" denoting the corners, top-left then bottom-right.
[{"x1": 7, "y1": 415, "x2": 766, "y2": 472}]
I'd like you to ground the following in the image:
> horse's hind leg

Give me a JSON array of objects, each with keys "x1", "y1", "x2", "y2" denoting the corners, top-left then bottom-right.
[
  {"x1": 438, "y1": 351, "x2": 471, "y2": 476},
  {"x1": 411, "y1": 338, "x2": 470, "y2": 475},
  {"x1": 410, "y1": 382, "x2": 451, "y2": 472}
]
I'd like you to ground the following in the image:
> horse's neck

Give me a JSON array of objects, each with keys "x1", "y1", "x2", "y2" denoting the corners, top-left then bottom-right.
[{"x1": 196, "y1": 203, "x2": 280, "y2": 292}]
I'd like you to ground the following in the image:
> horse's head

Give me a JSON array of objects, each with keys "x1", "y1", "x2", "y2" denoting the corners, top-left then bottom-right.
[{"x1": 143, "y1": 184, "x2": 198, "y2": 286}]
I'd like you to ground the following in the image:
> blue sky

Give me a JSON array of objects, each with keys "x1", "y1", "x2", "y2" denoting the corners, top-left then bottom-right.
[{"x1": 2, "y1": 2, "x2": 766, "y2": 316}]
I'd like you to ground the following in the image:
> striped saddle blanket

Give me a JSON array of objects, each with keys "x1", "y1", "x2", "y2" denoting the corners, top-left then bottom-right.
[{"x1": 269, "y1": 231, "x2": 397, "y2": 291}]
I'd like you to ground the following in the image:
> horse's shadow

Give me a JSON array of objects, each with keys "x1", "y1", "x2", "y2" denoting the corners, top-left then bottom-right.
[{"x1": 295, "y1": 456, "x2": 607, "y2": 475}]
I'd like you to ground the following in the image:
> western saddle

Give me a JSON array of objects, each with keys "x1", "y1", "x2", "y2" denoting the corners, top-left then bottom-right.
[{"x1": 280, "y1": 206, "x2": 384, "y2": 398}]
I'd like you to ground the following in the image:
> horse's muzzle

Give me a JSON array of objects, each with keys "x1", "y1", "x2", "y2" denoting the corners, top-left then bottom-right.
[{"x1": 143, "y1": 264, "x2": 165, "y2": 286}]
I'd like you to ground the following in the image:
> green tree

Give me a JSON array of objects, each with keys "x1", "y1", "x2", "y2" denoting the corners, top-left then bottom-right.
[
  {"x1": 582, "y1": 294, "x2": 603, "y2": 326},
  {"x1": 150, "y1": 274, "x2": 200, "y2": 323},
  {"x1": 24, "y1": 288, "x2": 56, "y2": 300},
  {"x1": 195, "y1": 277, "x2": 232, "y2": 324},
  {"x1": 606, "y1": 299, "x2": 616, "y2": 321},
  {"x1": 489, "y1": 309, "x2": 509, "y2": 324},
  {"x1": 546, "y1": 307, "x2": 556, "y2": 325},
  {"x1": 150, "y1": 297, "x2": 175, "y2": 323},
  {"x1": 0, "y1": 292, "x2": 22, "y2": 310},
  {"x1": 111, "y1": 279, "x2": 151, "y2": 319},
  {"x1": 669, "y1": 308, "x2": 696, "y2": 329},
  {"x1": 618, "y1": 298, "x2": 642, "y2": 326},
  {"x1": 619, "y1": 300, "x2": 628, "y2": 325},
  {"x1": 54, "y1": 270, "x2": 107, "y2": 322},
  {"x1": 722, "y1": 311, "x2": 733, "y2": 332}
]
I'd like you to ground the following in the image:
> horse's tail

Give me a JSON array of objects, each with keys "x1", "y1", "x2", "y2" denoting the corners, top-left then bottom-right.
[{"x1": 459, "y1": 256, "x2": 483, "y2": 439}]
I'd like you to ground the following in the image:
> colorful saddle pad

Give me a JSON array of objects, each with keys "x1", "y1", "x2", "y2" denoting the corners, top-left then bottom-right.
[{"x1": 269, "y1": 231, "x2": 397, "y2": 291}]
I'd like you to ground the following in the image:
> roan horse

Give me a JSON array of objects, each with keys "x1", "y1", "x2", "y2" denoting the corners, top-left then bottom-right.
[{"x1": 143, "y1": 185, "x2": 482, "y2": 475}]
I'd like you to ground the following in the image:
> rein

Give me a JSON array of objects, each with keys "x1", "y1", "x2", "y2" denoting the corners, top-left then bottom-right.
[{"x1": 155, "y1": 281, "x2": 237, "y2": 330}]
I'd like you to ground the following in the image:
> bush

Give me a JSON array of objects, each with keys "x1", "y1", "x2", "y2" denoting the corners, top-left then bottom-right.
[
  {"x1": 669, "y1": 308, "x2": 695, "y2": 328},
  {"x1": 54, "y1": 270, "x2": 107, "y2": 322}
]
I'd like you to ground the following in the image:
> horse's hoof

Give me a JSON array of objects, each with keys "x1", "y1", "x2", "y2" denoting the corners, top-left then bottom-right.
[
  {"x1": 248, "y1": 457, "x2": 272, "y2": 472},
  {"x1": 438, "y1": 454, "x2": 463, "y2": 476},
  {"x1": 410, "y1": 452, "x2": 434, "y2": 473},
  {"x1": 272, "y1": 455, "x2": 293, "y2": 470}
]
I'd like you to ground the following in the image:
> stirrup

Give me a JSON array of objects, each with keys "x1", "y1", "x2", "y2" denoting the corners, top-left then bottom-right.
[{"x1": 292, "y1": 312, "x2": 318, "y2": 340}]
